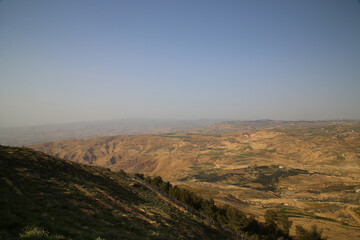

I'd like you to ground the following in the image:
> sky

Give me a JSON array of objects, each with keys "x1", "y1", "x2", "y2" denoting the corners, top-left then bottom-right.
[{"x1": 1, "y1": 0, "x2": 360, "y2": 127}]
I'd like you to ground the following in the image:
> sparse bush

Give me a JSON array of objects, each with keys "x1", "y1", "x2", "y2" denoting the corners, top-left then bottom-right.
[
  {"x1": 145, "y1": 176, "x2": 152, "y2": 183},
  {"x1": 159, "y1": 181, "x2": 172, "y2": 193},
  {"x1": 18, "y1": 226, "x2": 107, "y2": 240},
  {"x1": 146, "y1": 175, "x2": 273, "y2": 237},
  {"x1": 19, "y1": 226, "x2": 67, "y2": 240},
  {"x1": 134, "y1": 173, "x2": 145, "y2": 179},
  {"x1": 296, "y1": 225, "x2": 327, "y2": 240},
  {"x1": 264, "y1": 209, "x2": 292, "y2": 238},
  {"x1": 151, "y1": 176, "x2": 163, "y2": 186}
]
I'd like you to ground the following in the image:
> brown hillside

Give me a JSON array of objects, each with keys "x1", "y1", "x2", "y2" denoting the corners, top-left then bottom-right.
[
  {"x1": 0, "y1": 145, "x2": 230, "y2": 240},
  {"x1": 33, "y1": 123, "x2": 360, "y2": 180},
  {"x1": 32, "y1": 123, "x2": 360, "y2": 240}
]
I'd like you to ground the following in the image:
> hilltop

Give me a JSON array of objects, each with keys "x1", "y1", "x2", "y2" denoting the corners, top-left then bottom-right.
[{"x1": 0, "y1": 145, "x2": 230, "y2": 240}]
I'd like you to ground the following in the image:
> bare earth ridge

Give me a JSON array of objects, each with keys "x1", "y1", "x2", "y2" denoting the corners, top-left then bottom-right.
[{"x1": 32, "y1": 122, "x2": 360, "y2": 240}]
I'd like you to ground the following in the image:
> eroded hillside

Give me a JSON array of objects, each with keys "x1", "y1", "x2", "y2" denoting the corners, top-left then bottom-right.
[
  {"x1": 32, "y1": 123, "x2": 360, "y2": 239},
  {"x1": 33, "y1": 123, "x2": 360, "y2": 180},
  {"x1": 0, "y1": 146, "x2": 229, "y2": 240}
]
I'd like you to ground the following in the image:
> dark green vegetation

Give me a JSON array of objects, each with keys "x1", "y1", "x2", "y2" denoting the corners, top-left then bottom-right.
[
  {"x1": 355, "y1": 208, "x2": 360, "y2": 217},
  {"x1": 140, "y1": 174, "x2": 295, "y2": 239},
  {"x1": 0, "y1": 145, "x2": 229, "y2": 240},
  {"x1": 18, "y1": 226, "x2": 69, "y2": 240},
  {"x1": 264, "y1": 210, "x2": 292, "y2": 238},
  {"x1": 278, "y1": 209, "x2": 342, "y2": 225},
  {"x1": 180, "y1": 165, "x2": 309, "y2": 192},
  {"x1": 159, "y1": 134, "x2": 192, "y2": 139},
  {"x1": 295, "y1": 225, "x2": 327, "y2": 240}
]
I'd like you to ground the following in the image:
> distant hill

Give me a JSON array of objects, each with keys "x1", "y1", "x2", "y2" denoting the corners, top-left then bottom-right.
[
  {"x1": 32, "y1": 121, "x2": 360, "y2": 180},
  {"x1": 0, "y1": 119, "x2": 220, "y2": 146},
  {"x1": 188, "y1": 119, "x2": 360, "y2": 134},
  {"x1": 32, "y1": 122, "x2": 360, "y2": 239},
  {"x1": 0, "y1": 145, "x2": 230, "y2": 240},
  {"x1": 3, "y1": 119, "x2": 357, "y2": 146}
]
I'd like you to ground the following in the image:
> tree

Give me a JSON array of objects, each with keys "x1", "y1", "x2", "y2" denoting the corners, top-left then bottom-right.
[
  {"x1": 296, "y1": 225, "x2": 327, "y2": 240},
  {"x1": 277, "y1": 214, "x2": 292, "y2": 236},
  {"x1": 225, "y1": 206, "x2": 249, "y2": 232},
  {"x1": 264, "y1": 209, "x2": 292, "y2": 237},
  {"x1": 264, "y1": 210, "x2": 277, "y2": 226},
  {"x1": 145, "y1": 176, "x2": 152, "y2": 183},
  {"x1": 159, "y1": 181, "x2": 172, "y2": 193},
  {"x1": 134, "y1": 173, "x2": 144, "y2": 179},
  {"x1": 151, "y1": 176, "x2": 163, "y2": 186}
]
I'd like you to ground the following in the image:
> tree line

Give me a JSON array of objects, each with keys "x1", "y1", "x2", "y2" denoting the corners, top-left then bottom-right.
[{"x1": 135, "y1": 174, "x2": 327, "y2": 240}]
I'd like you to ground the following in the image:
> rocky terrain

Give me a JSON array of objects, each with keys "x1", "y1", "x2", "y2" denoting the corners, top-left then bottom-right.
[
  {"x1": 0, "y1": 145, "x2": 230, "y2": 240},
  {"x1": 32, "y1": 122, "x2": 360, "y2": 239}
]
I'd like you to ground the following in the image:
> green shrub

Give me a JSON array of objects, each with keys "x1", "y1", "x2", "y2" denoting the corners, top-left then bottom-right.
[
  {"x1": 19, "y1": 226, "x2": 66, "y2": 240},
  {"x1": 19, "y1": 226, "x2": 106, "y2": 240},
  {"x1": 134, "y1": 173, "x2": 145, "y2": 179},
  {"x1": 264, "y1": 209, "x2": 292, "y2": 237},
  {"x1": 296, "y1": 225, "x2": 327, "y2": 240}
]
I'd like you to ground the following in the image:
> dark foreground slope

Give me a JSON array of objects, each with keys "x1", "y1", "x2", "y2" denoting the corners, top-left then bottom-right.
[{"x1": 0, "y1": 145, "x2": 229, "y2": 240}]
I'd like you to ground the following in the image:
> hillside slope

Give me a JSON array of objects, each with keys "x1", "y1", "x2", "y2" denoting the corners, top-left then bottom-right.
[
  {"x1": 33, "y1": 123, "x2": 360, "y2": 180},
  {"x1": 0, "y1": 145, "x2": 229, "y2": 240},
  {"x1": 32, "y1": 123, "x2": 360, "y2": 240}
]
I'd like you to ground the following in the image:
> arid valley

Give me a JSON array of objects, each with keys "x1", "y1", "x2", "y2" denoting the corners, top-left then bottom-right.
[
  {"x1": 2, "y1": 1, "x2": 360, "y2": 239},
  {"x1": 32, "y1": 120, "x2": 360, "y2": 239}
]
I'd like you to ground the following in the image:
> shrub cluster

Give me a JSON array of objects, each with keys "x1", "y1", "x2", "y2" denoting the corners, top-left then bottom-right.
[
  {"x1": 142, "y1": 175, "x2": 296, "y2": 239},
  {"x1": 18, "y1": 226, "x2": 106, "y2": 240},
  {"x1": 295, "y1": 225, "x2": 327, "y2": 240}
]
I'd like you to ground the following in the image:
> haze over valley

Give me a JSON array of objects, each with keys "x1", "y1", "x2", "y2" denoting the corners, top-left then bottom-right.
[
  {"x1": 0, "y1": 118, "x2": 220, "y2": 146},
  {"x1": 1, "y1": 0, "x2": 360, "y2": 239}
]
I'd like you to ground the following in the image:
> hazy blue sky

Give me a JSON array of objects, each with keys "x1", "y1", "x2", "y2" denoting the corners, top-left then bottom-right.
[{"x1": 1, "y1": 0, "x2": 360, "y2": 127}]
